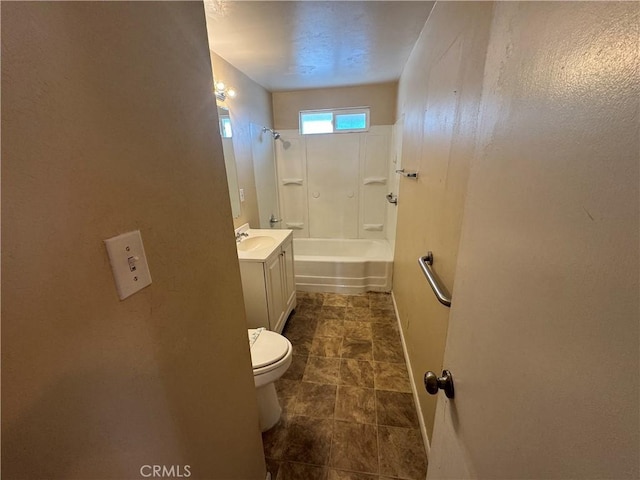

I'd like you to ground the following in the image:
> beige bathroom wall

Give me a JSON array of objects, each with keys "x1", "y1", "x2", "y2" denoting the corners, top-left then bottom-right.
[
  {"x1": 393, "y1": 2, "x2": 494, "y2": 443},
  {"x1": 272, "y1": 82, "x2": 397, "y2": 130},
  {"x1": 2, "y1": 3, "x2": 265, "y2": 479},
  {"x1": 209, "y1": 52, "x2": 274, "y2": 229}
]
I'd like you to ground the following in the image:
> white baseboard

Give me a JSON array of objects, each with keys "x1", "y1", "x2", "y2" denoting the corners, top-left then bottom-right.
[{"x1": 391, "y1": 291, "x2": 431, "y2": 460}]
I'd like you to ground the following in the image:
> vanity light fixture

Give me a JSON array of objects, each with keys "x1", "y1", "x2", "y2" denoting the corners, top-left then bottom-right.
[{"x1": 215, "y1": 81, "x2": 237, "y2": 102}]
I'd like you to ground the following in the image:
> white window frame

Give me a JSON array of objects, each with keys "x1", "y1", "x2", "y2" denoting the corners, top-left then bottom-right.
[
  {"x1": 219, "y1": 115, "x2": 233, "y2": 138},
  {"x1": 299, "y1": 107, "x2": 370, "y2": 135}
]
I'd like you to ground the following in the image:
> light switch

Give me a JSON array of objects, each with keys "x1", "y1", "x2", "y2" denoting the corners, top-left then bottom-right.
[
  {"x1": 239, "y1": 188, "x2": 245, "y2": 202},
  {"x1": 104, "y1": 230, "x2": 152, "y2": 300}
]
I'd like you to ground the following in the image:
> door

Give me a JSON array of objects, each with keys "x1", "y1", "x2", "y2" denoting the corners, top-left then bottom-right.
[
  {"x1": 427, "y1": 3, "x2": 639, "y2": 478},
  {"x1": 265, "y1": 253, "x2": 284, "y2": 331},
  {"x1": 281, "y1": 237, "x2": 296, "y2": 309}
]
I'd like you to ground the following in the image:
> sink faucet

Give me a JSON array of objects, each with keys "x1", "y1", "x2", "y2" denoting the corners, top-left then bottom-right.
[{"x1": 235, "y1": 231, "x2": 249, "y2": 242}]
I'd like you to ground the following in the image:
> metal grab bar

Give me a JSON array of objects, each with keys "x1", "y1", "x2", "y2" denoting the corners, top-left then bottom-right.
[{"x1": 418, "y1": 252, "x2": 452, "y2": 307}]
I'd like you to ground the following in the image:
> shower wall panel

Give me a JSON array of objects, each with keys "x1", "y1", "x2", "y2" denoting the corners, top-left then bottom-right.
[
  {"x1": 307, "y1": 134, "x2": 360, "y2": 238},
  {"x1": 275, "y1": 132, "x2": 309, "y2": 237},
  {"x1": 251, "y1": 123, "x2": 280, "y2": 229},
  {"x1": 386, "y1": 118, "x2": 403, "y2": 252},
  {"x1": 360, "y1": 126, "x2": 391, "y2": 239},
  {"x1": 275, "y1": 127, "x2": 393, "y2": 239}
]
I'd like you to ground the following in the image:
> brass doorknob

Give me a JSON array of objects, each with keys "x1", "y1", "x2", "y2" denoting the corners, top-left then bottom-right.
[{"x1": 424, "y1": 370, "x2": 455, "y2": 399}]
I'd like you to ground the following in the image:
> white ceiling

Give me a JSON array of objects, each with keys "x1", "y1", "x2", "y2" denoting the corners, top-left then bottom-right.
[{"x1": 204, "y1": 1, "x2": 435, "y2": 92}]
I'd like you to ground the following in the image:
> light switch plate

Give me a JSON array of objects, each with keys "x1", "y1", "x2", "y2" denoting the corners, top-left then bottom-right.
[
  {"x1": 104, "y1": 230, "x2": 152, "y2": 300},
  {"x1": 239, "y1": 188, "x2": 245, "y2": 202}
]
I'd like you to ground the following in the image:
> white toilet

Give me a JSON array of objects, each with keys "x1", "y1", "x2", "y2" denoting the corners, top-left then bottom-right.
[{"x1": 248, "y1": 328, "x2": 293, "y2": 431}]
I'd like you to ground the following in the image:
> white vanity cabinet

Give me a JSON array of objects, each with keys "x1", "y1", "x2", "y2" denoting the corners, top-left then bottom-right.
[{"x1": 238, "y1": 231, "x2": 296, "y2": 334}]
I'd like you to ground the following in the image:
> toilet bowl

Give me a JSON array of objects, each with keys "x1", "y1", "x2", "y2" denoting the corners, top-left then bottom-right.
[{"x1": 248, "y1": 328, "x2": 293, "y2": 431}]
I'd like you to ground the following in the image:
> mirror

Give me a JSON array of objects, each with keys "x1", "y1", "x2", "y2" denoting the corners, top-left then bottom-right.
[{"x1": 218, "y1": 106, "x2": 241, "y2": 218}]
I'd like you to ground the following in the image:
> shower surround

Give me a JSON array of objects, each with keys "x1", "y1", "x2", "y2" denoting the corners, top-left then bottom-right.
[
  {"x1": 275, "y1": 126, "x2": 394, "y2": 240},
  {"x1": 275, "y1": 126, "x2": 398, "y2": 293}
]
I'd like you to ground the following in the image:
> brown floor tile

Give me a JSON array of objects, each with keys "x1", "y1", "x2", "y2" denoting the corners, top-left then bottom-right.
[
  {"x1": 334, "y1": 385, "x2": 376, "y2": 424},
  {"x1": 266, "y1": 458, "x2": 282, "y2": 479},
  {"x1": 296, "y1": 305, "x2": 322, "y2": 323},
  {"x1": 267, "y1": 293, "x2": 423, "y2": 480},
  {"x1": 329, "y1": 421, "x2": 379, "y2": 474},
  {"x1": 276, "y1": 379, "x2": 301, "y2": 415},
  {"x1": 310, "y1": 336, "x2": 343, "y2": 357},
  {"x1": 375, "y1": 391, "x2": 418, "y2": 428},
  {"x1": 283, "y1": 355, "x2": 309, "y2": 381},
  {"x1": 343, "y1": 321, "x2": 373, "y2": 340},
  {"x1": 341, "y1": 338, "x2": 373, "y2": 361},
  {"x1": 344, "y1": 306, "x2": 372, "y2": 322},
  {"x1": 378, "y1": 426, "x2": 427, "y2": 480},
  {"x1": 320, "y1": 305, "x2": 347, "y2": 320},
  {"x1": 303, "y1": 356, "x2": 341, "y2": 384},
  {"x1": 369, "y1": 308, "x2": 396, "y2": 323},
  {"x1": 368, "y1": 292, "x2": 393, "y2": 309},
  {"x1": 283, "y1": 416, "x2": 333, "y2": 466},
  {"x1": 373, "y1": 362, "x2": 411, "y2": 393},
  {"x1": 284, "y1": 316, "x2": 318, "y2": 337},
  {"x1": 372, "y1": 338, "x2": 404, "y2": 363},
  {"x1": 346, "y1": 295, "x2": 370, "y2": 308},
  {"x1": 339, "y1": 359, "x2": 374, "y2": 388},
  {"x1": 294, "y1": 382, "x2": 337, "y2": 418},
  {"x1": 327, "y1": 470, "x2": 377, "y2": 480},
  {"x1": 323, "y1": 293, "x2": 349, "y2": 307},
  {"x1": 315, "y1": 319, "x2": 345, "y2": 338},
  {"x1": 372, "y1": 300, "x2": 394, "y2": 311},
  {"x1": 277, "y1": 462, "x2": 328, "y2": 480},
  {"x1": 371, "y1": 323, "x2": 400, "y2": 342},
  {"x1": 296, "y1": 305, "x2": 322, "y2": 322},
  {"x1": 262, "y1": 415, "x2": 290, "y2": 460},
  {"x1": 286, "y1": 331, "x2": 314, "y2": 356},
  {"x1": 297, "y1": 292, "x2": 326, "y2": 306}
]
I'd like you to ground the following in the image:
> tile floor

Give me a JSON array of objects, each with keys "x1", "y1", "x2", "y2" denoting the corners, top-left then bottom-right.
[{"x1": 262, "y1": 292, "x2": 428, "y2": 480}]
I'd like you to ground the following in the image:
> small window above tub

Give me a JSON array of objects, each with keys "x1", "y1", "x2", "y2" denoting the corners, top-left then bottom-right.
[
  {"x1": 299, "y1": 107, "x2": 370, "y2": 135},
  {"x1": 219, "y1": 116, "x2": 233, "y2": 138}
]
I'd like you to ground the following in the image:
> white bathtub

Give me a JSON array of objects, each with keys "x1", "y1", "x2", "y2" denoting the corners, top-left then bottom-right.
[{"x1": 293, "y1": 238, "x2": 393, "y2": 294}]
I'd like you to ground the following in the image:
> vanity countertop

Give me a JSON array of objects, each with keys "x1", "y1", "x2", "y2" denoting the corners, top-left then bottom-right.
[{"x1": 236, "y1": 228, "x2": 293, "y2": 262}]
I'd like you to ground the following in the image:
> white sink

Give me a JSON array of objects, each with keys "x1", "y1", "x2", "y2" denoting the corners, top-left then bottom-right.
[{"x1": 237, "y1": 236, "x2": 276, "y2": 252}]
